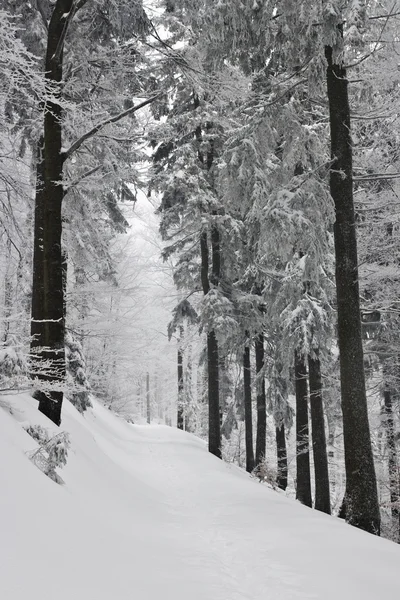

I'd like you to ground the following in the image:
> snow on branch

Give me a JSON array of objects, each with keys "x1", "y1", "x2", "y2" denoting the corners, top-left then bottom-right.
[{"x1": 63, "y1": 94, "x2": 162, "y2": 160}]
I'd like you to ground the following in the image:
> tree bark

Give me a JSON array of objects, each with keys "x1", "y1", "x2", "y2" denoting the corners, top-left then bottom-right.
[
  {"x1": 255, "y1": 333, "x2": 266, "y2": 467},
  {"x1": 200, "y1": 230, "x2": 221, "y2": 458},
  {"x1": 276, "y1": 424, "x2": 288, "y2": 491},
  {"x1": 383, "y1": 384, "x2": 400, "y2": 541},
  {"x1": 295, "y1": 351, "x2": 312, "y2": 507},
  {"x1": 325, "y1": 43, "x2": 380, "y2": 534},
  {"x1": 243, "y1": 344, "x2": 255, "y2": 473},
  {"x1": 31, "y1": 1, "x2": 74, "y2": 425},
  {"x1": 308, "y1": 353, "x2": 331, "y2": 514},
  {"x1": 195, "y1": 102, "x2": 221, "y2": 457},
  {"x1": 207, "y1": 330, "x2": 221, "y2": 457}
]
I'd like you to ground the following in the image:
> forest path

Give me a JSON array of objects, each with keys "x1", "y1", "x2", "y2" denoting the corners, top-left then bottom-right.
[{"x1": 1, "y1": 394, "x2": 399, "y2": 600}]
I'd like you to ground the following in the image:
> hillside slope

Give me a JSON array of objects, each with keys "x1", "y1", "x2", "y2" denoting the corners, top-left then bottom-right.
[{"x1": 0, "y1": 394, "x2": 399, "y2": 600}]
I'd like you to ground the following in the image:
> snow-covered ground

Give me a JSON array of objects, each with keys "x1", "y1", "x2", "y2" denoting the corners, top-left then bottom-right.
[{"x1": 1, "y1": 394, "x2": 399, "y2": 600}]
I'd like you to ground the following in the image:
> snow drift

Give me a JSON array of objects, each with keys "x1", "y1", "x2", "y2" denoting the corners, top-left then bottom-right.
[{"x1": 0, "y1": 393, "x2": 399, "y2": 600}]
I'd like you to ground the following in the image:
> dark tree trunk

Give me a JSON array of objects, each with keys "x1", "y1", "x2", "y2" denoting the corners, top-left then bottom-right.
[
  {"x1": 146, "y1": 371, "x2": 151, "y2": 424},
  {"x1": 243, "y1": 344, "x2": 255, "y2": 473},
  {"x1": 200, "y1": 231, "x2": 210, "y2": 296},
  {"x1": 177, "y1": 345, "x2": 184, "y2": 429},
  {"x1": 308, "y1": 353, "x2": 331, "y2": 514},
  {"x1": 295, "y1": 351, "x2": 312, "y2": 507},
  {"x1": 325, "y1": 43, "x2": 380, "y2": 534},
  {"x1": 383, "y1": 384, "x2": 400, "y2": 540},
  {"x1": 196, "y1": 104, "x2": 221, "y2": 457},
  {"x1": 207, "y1": 330, "x2": 221, "y2": 457},
  {"x1": 255, "y1": 333, "x2": 266, "y2": 467},
  {"x1": 200, "y1": 230, "x2": 221, "y2": 458},
  {"x1": 276, "y1": 424, "x2": 288, "y2": 491},
  {"x1": 31, "y1": 2, "x2": 74, "y2": 425}
]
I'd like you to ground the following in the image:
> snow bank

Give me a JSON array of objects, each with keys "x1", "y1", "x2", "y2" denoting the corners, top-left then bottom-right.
[{"x1": 0, "y1": 393, "x2": 399, "y2": 599}]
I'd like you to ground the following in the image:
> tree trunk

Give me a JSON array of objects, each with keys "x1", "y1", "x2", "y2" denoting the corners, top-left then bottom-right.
[
  {"x1": 3, "y1": 238, "x2": 13, "y2": 342},
  {"x1": 243, "y1": 344, "x2": 255, "y2": 473},
  {"x1": 136, "y1": 377, "x2": 142, "y2": 418},
  {"x1": 207, "y1": 330, "x2": 221, "y2": 457},
  {"x1": 383, "y1": 384, "x2": 400, "y2": 541},
  {"x1": 308, "y1": 353, "x2": 331, "y2": 514},
  {"x1": 325, "y1": 42, "x2": 380, "y2": 534},
  {"x1": 177, "y1": 328, "x2": 185, "y2": 429},
  {"x1": 200, "y1": 230, "x2": 221, "y2": 458},
  {"x1": 31, "y1": 1, "x2": 74, "y2": 426},
  {"x1": 184, "y1": 344, "x2": 193, "y2": 433},
  {"x1": 276, "y1": 424, "x2": 288, "y2": 491},
  {"x1": 295, "y1": 350, "x2": 312, "y2": 507},
  {"x1": 177, "y1": 344, "x2": 184, "y2": 429},
  {"x1": 146, "y1": 371, "x2": 151, "y2": 424},
  {"x1": 255, "y1": 333, "x2": 266, "y2": 467}
]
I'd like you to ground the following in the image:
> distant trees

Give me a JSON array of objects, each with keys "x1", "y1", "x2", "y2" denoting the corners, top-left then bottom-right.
[{"x1": 150, "y1": 0, "x2": 394, "y2": 536}]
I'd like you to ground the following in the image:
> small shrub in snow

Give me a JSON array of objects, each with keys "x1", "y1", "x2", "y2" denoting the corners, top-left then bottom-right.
[
  {"x1": 25, "y1": 425, "x2": 70, "y2": 484},
  {"x1": 253, "y1": 459, "x2": 277, "y2": 488},
  {"x1": 25, "y1": 424, "x2": 49, "y2": 446},
  {"x1": 0, "y1": 337, "x2": 26, "y2": 388}
]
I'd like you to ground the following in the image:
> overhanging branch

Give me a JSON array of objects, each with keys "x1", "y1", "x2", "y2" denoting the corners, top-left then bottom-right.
[{"x1": 63, "y1": 94, "x2": 161, "y2": 160}]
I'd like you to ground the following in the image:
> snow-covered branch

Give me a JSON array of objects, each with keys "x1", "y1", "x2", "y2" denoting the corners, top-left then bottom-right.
[{"x1": 63, "y1": 94, "x2": 161, "y2": 160}]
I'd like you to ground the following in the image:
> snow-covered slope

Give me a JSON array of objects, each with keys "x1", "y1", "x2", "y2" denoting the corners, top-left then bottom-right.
[{"x1": 1, "y1": 394, "x2": 399, "y2": 600}]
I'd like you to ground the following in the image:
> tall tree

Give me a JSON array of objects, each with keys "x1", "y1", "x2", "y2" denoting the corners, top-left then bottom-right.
[
  {"x1": 177, "y1": 331, "x2": 184, "y2": 429},
  {"x1": 271, "y1": 360, "x2": 291, "y2": 491},
  {"x1": 200, "y1": 227, "x2": 221, "y2": 458},
  {"x1": 383, "y1": 381, "x2": 400, "y2": 540},
  {"x1": 308, "y1": 352, "x2": 331, "y2": 514},
  {"x1": 23, "y1": 0, "x2": 153, "y2": 424},
  {"x1": 146, "y1": 371, "x2": 151, "y2": 424},
  {"x1": 294, "y1": 350, "x2": 312, "y2": 507},
  {"x1": 325, "y1": 20, "x2": 380, "y2": 534},
  {"x1": 255, "y1": 332, "x2": 266, "y2": 468},
  {"x1": 275, "y1": 423, "x2": 288, "y2": 491},
  {"x1": 31, "y1": 1, "x2": 75, "y2": 425},
  {"x1": 243, "y1": 342, "x2": 255, "y2": 473}
]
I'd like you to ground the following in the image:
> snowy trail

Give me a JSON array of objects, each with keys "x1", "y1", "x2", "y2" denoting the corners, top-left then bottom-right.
[{"x1": 1, "y1": 395, "x2": 400, "y2": 600}]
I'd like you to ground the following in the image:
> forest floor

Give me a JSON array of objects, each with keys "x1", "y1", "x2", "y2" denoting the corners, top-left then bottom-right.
[{"x1": 0, "y1": 393, "x2": 399, "y2": 600}]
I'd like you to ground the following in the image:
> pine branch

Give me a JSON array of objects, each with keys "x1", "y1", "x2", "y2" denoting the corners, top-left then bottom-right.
[
  {"x1": 370, "y1": 11, "x2": 400, "y2": 20},
  {"x1": 65, "y1": 165, "x2": 101, "y2": 190},
  {"x1": 346, "y1": 3, "x2": 396, "y2": 69},
  {"x1": 63, "y1": 94, "x2": 161, "y2": 160}
]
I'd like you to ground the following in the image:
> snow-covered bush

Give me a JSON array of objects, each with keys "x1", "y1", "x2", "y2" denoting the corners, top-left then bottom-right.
[
  {"x1": 0, "y1": 337, "x2": 27, "y2": 389},
  {"x1": 25, "y1": 425, "x2": 70, "y2": 484},
  {"x1": 253, "y1": 459, "x2": 278, "y2": 489}
]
